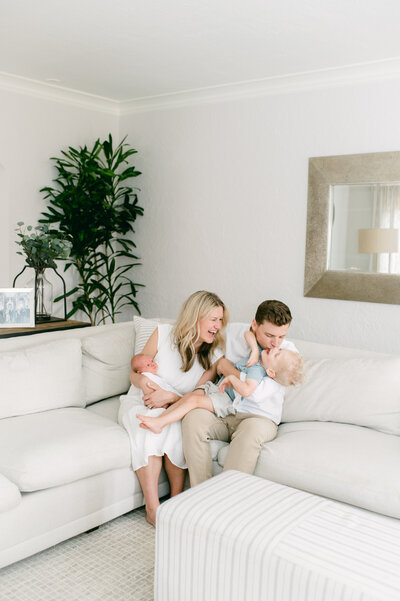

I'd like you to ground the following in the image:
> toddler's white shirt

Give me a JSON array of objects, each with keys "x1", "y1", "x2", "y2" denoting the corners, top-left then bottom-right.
[{"x1": 233, "y1": 375, "x2": 285, "y2": 424}]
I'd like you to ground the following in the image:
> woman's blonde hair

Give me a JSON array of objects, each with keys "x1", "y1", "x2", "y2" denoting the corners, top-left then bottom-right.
[{"x1": 172, "y1": 290, "x2": 229, "y2": 372}]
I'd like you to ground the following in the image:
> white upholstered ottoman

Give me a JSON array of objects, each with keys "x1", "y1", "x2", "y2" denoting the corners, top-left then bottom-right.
[{"x1": 155, "y1": 471, "x2": 400, "y2": 601}]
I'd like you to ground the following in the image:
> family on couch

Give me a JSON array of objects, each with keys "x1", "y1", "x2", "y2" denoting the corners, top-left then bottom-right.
[{"x1": 119, "y1": 290, "x2": 303, "y2": 526}]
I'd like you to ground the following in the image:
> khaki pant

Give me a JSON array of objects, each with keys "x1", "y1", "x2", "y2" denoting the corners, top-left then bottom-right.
[{"x1": 181, "y1": 408, "x2": 278, "y2": 487}]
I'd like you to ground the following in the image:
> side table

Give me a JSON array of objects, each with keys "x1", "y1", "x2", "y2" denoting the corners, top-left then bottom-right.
[{"x1": 0, "y1": 320, "x2": 91, "y2": 339}]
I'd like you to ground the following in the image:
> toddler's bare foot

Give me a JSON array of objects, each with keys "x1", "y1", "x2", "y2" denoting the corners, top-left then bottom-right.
[{"x1": 136, "y1": 414, "x2": 163, "y2": 434}]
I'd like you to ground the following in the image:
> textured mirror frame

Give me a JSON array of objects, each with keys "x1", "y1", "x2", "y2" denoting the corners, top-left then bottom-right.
[{"x1": 304, "y1": 151, "x2": 400, "y2": 305}]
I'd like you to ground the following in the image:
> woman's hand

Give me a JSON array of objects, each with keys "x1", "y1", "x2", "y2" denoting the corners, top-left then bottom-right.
[{"x1": 143, "y1": 385, "x2": 179, "y2": 409}]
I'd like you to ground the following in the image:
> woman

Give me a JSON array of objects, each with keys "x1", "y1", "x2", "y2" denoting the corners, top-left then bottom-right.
[{"x1": 120, "y1": 290, "x2": 229, "y2": 526}]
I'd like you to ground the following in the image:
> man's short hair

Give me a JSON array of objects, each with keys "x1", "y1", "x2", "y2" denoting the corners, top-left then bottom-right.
[{"x1": 255, "y1": 300, "x2": 292, "y2": 326}]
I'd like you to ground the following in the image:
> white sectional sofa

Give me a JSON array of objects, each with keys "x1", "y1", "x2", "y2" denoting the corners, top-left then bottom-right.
[
  {"x1": 0, "y1": 317, "x2": 399, "y2": 569},
  {"x1": 0, "y1": 319, "x2": 169, "y2": 568}
]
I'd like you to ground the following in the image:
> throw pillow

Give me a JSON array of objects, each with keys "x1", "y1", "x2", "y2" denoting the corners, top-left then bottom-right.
[
  {"x1": 82, "y1": 323, "x2": 135, "y2": 404},
  {"x1": 0, "y1": 338, "x2": 84, "y2": 418},
  {"x1": 133, "y1": 316, "x2": 158, "y2": 354},
  {"x1": 283, "y1": 355, "x2": 400, "y2": 435}
]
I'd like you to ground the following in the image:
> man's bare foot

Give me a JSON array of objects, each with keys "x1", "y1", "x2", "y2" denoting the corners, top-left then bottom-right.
[
  {"x1": 145, "y1": 505, "x2": 158, "y2": 527},
  {"x1": 136, "y1": 414, "x2": 163, "y2": 434}
]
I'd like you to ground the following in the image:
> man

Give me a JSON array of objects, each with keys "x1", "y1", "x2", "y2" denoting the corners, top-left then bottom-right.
[{"x1": 181, "y1": 299, "x2": 298, "y2": 486}]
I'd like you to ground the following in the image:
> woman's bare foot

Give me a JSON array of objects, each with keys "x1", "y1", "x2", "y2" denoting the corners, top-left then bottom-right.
[
  {"x1": 136, "y1": 414, "x2": 164, "y2": 434},
  {"x1": 145, "y1": 505, "x2": 158, "y2": 527}
]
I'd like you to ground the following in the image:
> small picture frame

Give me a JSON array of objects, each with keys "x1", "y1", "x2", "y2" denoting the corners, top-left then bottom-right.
[{"x1": 0, "y1": 288, "x2": 35, "y2": 328}]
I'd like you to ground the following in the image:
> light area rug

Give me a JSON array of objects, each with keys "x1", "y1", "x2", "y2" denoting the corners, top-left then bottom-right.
[{"x1": 0, "y1": 507, "x2": 155, "y2": 601}]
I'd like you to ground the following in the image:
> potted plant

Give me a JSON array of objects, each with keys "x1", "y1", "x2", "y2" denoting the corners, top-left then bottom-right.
[
  {"x1": 14, "y1": 223, "x2": 71, "y2": 321},
  {"x1": 39, "y1": 134, "x2": 144, "y2": 325}
]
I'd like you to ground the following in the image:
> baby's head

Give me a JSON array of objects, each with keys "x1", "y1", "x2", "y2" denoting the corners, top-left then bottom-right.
[
  {"x1": 131, "y1": 353, "x2": 158, "y2": 375},
  {"x1": 261, "y1": 348, "x2": 304, "y2": 387}
]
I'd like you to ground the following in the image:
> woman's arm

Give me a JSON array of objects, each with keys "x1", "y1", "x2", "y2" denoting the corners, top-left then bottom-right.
[
  {"x1": 131, "y1": 328, "x2": 181, "y2": 408},
  {"x1": 216, "y1": 357, "x2": 241, "y2": 380},
  {"x1": 130, "y1": 329, "x2": 159, "y2": 391},
  {"x1": 138, "y1": 375, "x2": 180, "y2": 409},
  {"x1": 143, "y1": 386, "x2": 180, "y2": 408},
  {"x1": 195, "y1": 359, "x2": 219, "y2": 387}
]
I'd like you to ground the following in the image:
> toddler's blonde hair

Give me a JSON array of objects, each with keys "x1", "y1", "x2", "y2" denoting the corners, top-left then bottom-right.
[{"x1": 274, "y1": 350, "x2": 304, "y2": 387}]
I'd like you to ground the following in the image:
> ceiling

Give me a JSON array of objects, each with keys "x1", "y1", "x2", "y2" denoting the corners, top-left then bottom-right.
[{"x1": 2, "y1": 0, "x2": 400, "y2": 102}]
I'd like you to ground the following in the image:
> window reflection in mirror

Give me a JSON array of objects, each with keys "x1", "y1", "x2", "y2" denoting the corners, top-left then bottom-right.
[{"x1": 328, "y1": 183, "x2": 400, "y2": 274}]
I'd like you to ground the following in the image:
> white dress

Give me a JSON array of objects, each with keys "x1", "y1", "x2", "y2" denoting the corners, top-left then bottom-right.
[{"x1": 119, "y1": 324, "x2": 218, "y2": 471}]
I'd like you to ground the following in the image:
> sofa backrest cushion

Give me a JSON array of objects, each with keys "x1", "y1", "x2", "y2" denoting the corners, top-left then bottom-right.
[
  {"x1": 283, "y1": 355, "x2": 400, "y2": 435},
  {"x1": 0, "y1": 338, "x2": 84, "y2": 418},
  {"x1": 133, "y1": 316, "x2": 159, "y2": 354},
  {"x1": 82, "y1": 323, "x2": 135, "y2": 405}
]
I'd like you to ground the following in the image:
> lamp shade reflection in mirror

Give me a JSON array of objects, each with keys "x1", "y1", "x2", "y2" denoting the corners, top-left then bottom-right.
[{"x1": 328, "y1": 183, "x2": 400, "y2": 274}]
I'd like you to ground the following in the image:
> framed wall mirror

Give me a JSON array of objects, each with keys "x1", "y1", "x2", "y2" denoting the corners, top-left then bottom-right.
[{"x1": 304, "y1": 151, "x2": 400, "y2": 305}]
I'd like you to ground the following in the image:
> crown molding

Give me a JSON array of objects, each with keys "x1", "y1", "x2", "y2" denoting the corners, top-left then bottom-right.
[
  {"x1": 119, "y1": 57, "x2": 400, "y2": 115},
  {"x1": 2, "y1": 57, "x2": 400, "y2": 117},
  {"x1": 0, "y1": 71, "x2": 119, "y2": 115}
]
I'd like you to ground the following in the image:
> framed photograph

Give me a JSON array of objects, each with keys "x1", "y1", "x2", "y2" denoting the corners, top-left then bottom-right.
[{"x1": 0, "y1": 288, "x2": 35, "y2": 328}]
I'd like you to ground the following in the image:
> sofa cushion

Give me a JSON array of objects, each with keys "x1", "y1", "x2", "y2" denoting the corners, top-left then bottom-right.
[
  {"x1": 82, "y1": 324, "x2": 135, "y2": 405},
  {"x1": 86, "y1": 396, "x2": 120, "y2": 422},
  {"x1": 0, "y1": 339, "x2": 84, "y2": 419},
  {"x1": 133, "y1": 316, "x2": 158, "y2": 354},
  {"x1": 217, "y1": 421, "x2": 400, "y2": 519},
  {"x1": 283, "y1": 356, "x2": 400, "y2": 435},
  {"x1": 0, "y1": 408, "x2": 131, "y2": 491},
  {"x1": 0, "y1": 473, "x2": 21, "y2": 512}
]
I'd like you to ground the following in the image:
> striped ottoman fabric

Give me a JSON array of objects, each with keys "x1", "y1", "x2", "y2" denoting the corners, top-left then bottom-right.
[{"x1": 155, "y1": 471, "x2": 400, "y2": 601}]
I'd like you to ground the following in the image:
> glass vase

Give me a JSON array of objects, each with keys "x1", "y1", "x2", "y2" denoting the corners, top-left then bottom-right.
[{"x1": 27, "y1": 269, "x2": 54, "y2": 321}]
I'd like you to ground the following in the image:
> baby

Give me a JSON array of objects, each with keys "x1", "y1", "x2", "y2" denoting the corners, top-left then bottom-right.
[
  {"x1": 136, "y1": 337, "x2": 304, "y2": 434},
  {"x1": 130, "y1": 353, "x2": 179, "y2": 398},
  {"x1": 131, "y1": 353, "x2": 158, "y2": 376}
]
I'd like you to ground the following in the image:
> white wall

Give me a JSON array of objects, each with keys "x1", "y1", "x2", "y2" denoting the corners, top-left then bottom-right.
[
  {"x1": 2, "y1": 78, "x2": 399, "y2": 352},
  {"x1": 0, "y1": 88, "x2": 118, "y2": 317},
  {"x1": 120, "y1": 78, "x2": 400, "y2": 354}
]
